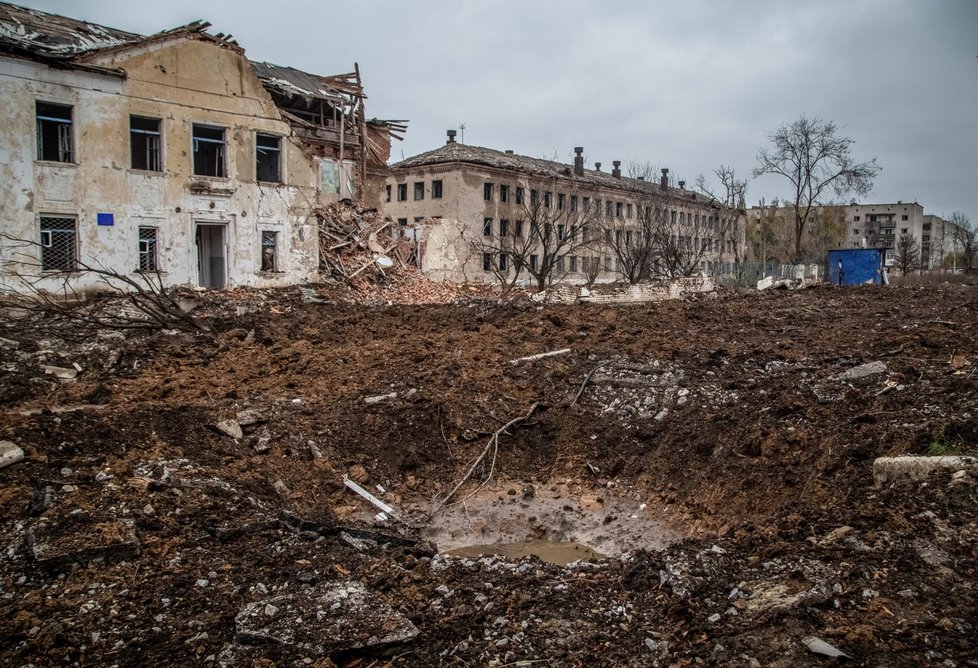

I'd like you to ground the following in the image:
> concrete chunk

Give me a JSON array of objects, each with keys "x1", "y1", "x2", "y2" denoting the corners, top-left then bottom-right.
[
  {"x1": 235, "y1": 580, "x2": 418, "y2": 653},
  {"x1": 873, "y1": 456, "x2": 978, "y2": 486},
  {"x1": 214, "y1": 419, "x2": 243, "y2": 440},
  {"x1": 837, "y1": 361, "x2": 886, "y2": 383},
  {"x1": 0, "y1": 440, "x2": 25, "y2": 470}
]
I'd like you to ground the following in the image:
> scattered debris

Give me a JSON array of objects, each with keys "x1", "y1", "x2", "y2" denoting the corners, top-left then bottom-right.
[
  {"x1": 344, "y1": 477, "x2": 403, "y2": 524},
  {"x1": 802, "y1": 636, "x2": 851, "y2": 659},
  {"x1": 509, "y1": 349, "x2": 571, "y2": 365},
  {"x1": 235, "y1": 580, "x2": 418, "y2": 653}
]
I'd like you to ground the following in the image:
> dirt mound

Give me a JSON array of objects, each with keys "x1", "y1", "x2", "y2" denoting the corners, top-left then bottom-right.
[{"x1": 1, "y1": 284, "x2": 976, "y2": 665}]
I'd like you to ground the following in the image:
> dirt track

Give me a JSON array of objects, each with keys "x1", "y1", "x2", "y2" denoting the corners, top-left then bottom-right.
[{"x1": 1, "y1": 284, "x2": 977, "y2": 666}]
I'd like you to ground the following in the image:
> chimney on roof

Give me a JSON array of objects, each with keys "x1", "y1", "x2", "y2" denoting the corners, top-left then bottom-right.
[
  {"x1": 678, "y1": 180, "x2": 686, "y2": 190},
  {"x1": 595, "y1": 162, "x2": 602, "y2": 172},
  {"x1": 574, "y1": 147, "x2": 584, "y2": 176},
  {"x1": 660, "y1": 168, "x2": 669, "y2": 191},
  {"x1": 612, "y1": 160, "x2": 621, "y2": 179},
  {"x1": 446, "y1": 129, "x2": 457, "y2": 144}
]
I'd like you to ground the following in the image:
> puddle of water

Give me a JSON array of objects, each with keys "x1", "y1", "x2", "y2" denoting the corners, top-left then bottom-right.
[{"x1": 445, "y1": 539, "x2": 606, "y2": 565}]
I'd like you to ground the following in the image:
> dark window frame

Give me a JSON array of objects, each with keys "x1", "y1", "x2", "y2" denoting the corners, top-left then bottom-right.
[
  {"x1": 36, "y1": 101, "x2": 74, "y2": 163},
  {"x1": 130, "y1": 115, "x2": 162, "y2": 172},
  {"x1": 255, "y1": 132, "x2": 282, "y2": 183},
  {"x1": 192, "y1": 123, "x2": 227, "y2": 178}
]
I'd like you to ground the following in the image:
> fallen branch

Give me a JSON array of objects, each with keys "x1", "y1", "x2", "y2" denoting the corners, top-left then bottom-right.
[
  {"x1": 508, "y1": 348, "x2": 571, "y2": 365},
  {"x1": 429, "y1": 402, "x2": 541, "y2": 517},
  {"x1": 571, "y1": 361, "x2": 610, "y2": 405}
]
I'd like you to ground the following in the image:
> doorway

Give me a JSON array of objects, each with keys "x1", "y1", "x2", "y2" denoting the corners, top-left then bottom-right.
[{"x1": 195, "y1": 224, "x2": 226, "y2": 289}]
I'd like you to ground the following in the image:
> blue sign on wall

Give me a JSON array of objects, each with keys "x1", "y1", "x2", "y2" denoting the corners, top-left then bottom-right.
[{"x1": 97, "y1": 212, "x2": 114, "y2": 226}]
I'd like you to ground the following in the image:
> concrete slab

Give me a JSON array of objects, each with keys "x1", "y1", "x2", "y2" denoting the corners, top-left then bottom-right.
[
  {"x1": 27, "y1": 513, "x2": 139, "y2": 570},
  {"x1": 873, "y1": 456, "x2": 978, "y2": 486}
]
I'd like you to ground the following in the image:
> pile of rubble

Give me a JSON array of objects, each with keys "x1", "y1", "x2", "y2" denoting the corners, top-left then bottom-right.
[
  {"x1": 316, "y1": 203, "x2": 415, "y2": 283},
  {"x1": 315, "y1": 203, "x2": 497, "y2": 305}
]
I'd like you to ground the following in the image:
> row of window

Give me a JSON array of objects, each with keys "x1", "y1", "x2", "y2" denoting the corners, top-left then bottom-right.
[
  {"x1": 482, "y1": 181, "x2": 727, "y2": 227},
  {"x1": 852, "y1": 214, "x2": 910, "y2": 222},
  {"x1": 481, "y1": 252, "x2": 643, "y2": 275},
  {"x1": 36, "y1": 215, "x2": 279, "y2": 273},
  {"x1": 388, "y1": 179, "x2": 444, "y2": 202},
  {"x1": 480, "y1": 217, "x2": 729, "y2": 250},
  {"x1": 35, "y1": 100, "x2": 284, "y2": 182}
]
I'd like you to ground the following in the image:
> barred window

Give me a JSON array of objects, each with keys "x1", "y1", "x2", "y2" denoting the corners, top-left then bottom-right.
[
  {"x1": 138, "y1": 227, "x2": 158, "y2": 271},
  {"x1": 261, "y1": 231, "x2": 278, "y2": 271},
  {"x1": 36, "y1": 101, "x2": 73, "y2": 163},
  {"x1": 39, "y1": 216, "x2": 77, "y2": 271}
]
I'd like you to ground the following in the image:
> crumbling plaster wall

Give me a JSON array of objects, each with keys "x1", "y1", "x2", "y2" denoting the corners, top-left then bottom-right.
[{"x1": 0, "y1": 37, "x2": 322, "y2": 295}]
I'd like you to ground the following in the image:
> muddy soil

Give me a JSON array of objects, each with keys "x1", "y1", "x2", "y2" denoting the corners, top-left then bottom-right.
[{"x1": 1, "y1": 284, "x2": 977, "y2": 666}]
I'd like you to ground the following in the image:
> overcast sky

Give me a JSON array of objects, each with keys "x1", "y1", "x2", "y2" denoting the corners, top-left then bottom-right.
[{"x1": 18, "y1": 0, "x2": 978, "y2": 219}]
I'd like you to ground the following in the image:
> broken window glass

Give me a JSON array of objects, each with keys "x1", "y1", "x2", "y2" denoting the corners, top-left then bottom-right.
[
  {"x1": 483, "y1": 218, "x2": 493, "y2": 237},
  {"x1": 515, "y1": 220, "x2": 524, "y2": 238},
  {"x1": 256, "y1": 133, "x2": 281, "y2": 182},
  {"x1": 484, "y1": 183, "x2": 494, "y2": 201},
  {"x1": 130, "y1": 116, "x2": 161, "y2": 171},
  {"x1": 499, "y1": 219, "x2": 509, "y2": 237},
  {"x1": 261, "y1": 230, "x2": 278, "y2": 271},
  {"x1": 500, "y1": 185, "x2": 509, "y2": 203},
  {"x1": 414, "y1": 182, "x2": 425, "y2": 200},
  {"x1": 499, "y1": 253, "x2": 509, "y2": 271},
  {"x1": 432, "y1": 180, "x2": 443, "y2": 199},
  {"x1": 138, "y1": 227, "x2": 158, "y2": 272},
  {"x1": 397, "y1": 183, "x2": 407, "y2": 201},
  {"x1": 516, "y1": 187, "x2": 525, "y2": 205},
  {"x1": 36, "y1": 101, "x2": 73, "y2": 163},
  {"x1": 192, "y1": 124, "x2": 226, "y2": 177},
  {"x1": 39, "y1": 215, "x2": 77, "y2": 271},
  {"x1": 482, "y1": 252, "x2": 492, "y2": 271}
]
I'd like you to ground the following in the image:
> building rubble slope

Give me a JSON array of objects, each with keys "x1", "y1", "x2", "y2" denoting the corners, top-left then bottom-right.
[{"x1": 0, "y1": 284, "x2": 976, "y2": 666}]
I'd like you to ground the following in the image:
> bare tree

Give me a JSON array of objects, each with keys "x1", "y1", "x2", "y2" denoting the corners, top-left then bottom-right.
[
  {"x1": 894, "y1": 232, "x2": 921, "y2": 274},
  {"x1": 0, "y1": 235, "x2": 208, "y2": 335},
  {"x1": 754, "y1": 116, "x2": 880, "y2": 262},
  {"x1": 464, "y1": 181, "x2": 597, "y2": 293},
  {"x1": 518, "y1": 183, "x2": 597, "y2": 291},
  {"x1": 950, "y1": 212, "x2": 976, "y2": 272},
  {"x1": 695, "y1": 166, "x2": 748, "y2": 273},
  {"x1": 580, "y1": 253, "x2": 603, "y2": 287},
  {"x1": 599, "y1": 206, "x2": 660, "y2": 283}
]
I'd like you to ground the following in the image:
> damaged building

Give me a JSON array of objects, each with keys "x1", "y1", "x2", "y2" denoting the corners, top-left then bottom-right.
[
  {"x1": 0, "y1": 2, "x2": 401, "y2": 294},
  {"x1": 384, "y1": 132, "x2": 746, "y2": 286}
]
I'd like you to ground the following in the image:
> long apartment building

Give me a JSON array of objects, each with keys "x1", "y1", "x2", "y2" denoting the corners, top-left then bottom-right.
[{"x1": 384, "y1": 132, "x2": 745, "y2": 285}]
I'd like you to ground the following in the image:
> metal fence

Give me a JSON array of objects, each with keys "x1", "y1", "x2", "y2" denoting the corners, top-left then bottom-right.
[{"x1": 710, "y1": 262, "x2": 823, "y2": 288}]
